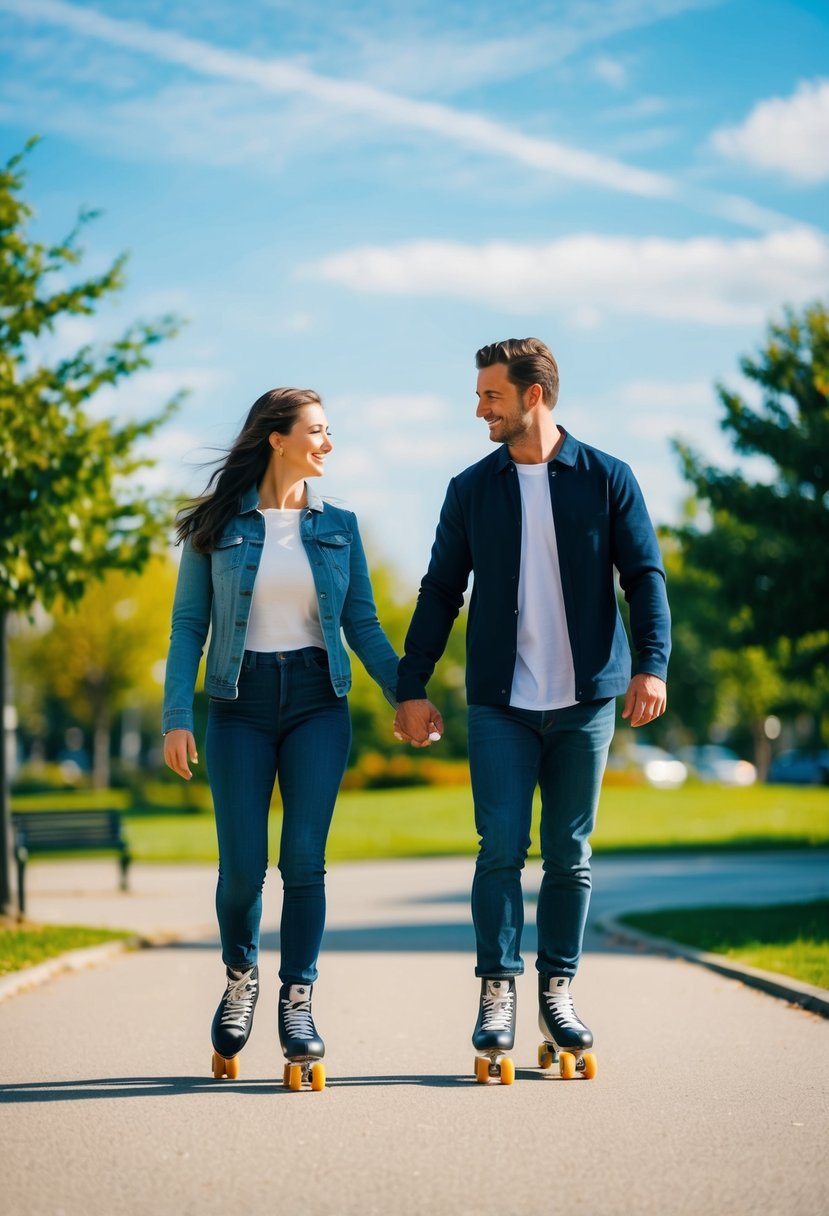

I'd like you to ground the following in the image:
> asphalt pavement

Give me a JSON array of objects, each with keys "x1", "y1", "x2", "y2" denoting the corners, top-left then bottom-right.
[{"x1": 1, "y1": 853, "x2": 827, "y2": 1216}]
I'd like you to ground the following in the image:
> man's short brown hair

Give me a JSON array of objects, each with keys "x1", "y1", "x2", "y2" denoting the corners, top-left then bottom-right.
[{"x1": 475, "y1": 337, "x2": 560, "y2": 408}]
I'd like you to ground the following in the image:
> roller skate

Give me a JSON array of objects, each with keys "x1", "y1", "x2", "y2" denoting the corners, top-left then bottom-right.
[
  {"x1": 472, "y1": 977, "x2": 516, "y2": 1085},
  {"x1": 537, "y1": 975, "x2": 597, "y2": 1079},
  {"x1": 278, "y1": 983, "x2": 326, "y2": 1092},
  {"x1": 211, "y1": 964, "x2": 259, "y2": 1079}
]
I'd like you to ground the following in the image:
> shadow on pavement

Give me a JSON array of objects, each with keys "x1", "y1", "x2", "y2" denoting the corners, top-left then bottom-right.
[{"x1": 0, "y1": 1072, "x2": 471, "y2": 1103}]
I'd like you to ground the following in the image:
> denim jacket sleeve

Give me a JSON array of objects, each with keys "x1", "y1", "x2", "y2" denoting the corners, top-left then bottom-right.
[
  {"x1": 162, "y1": 535, "x2": 213, "y2": 734},
  {"x1": 339, "y1": 514, "x2": 400, "y2": 707}
]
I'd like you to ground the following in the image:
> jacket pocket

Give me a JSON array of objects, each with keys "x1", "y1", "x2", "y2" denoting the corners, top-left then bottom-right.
[
  {"x1": 212, "y1": 534, "x2": 244, "y2": 576},
  {"x1": 317, "y1": 532, "x2": 351, "y2": 586}
]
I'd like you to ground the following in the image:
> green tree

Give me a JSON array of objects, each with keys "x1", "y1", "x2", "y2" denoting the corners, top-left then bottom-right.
[
  {"x1": 0, "y1": 141, "x2": 182, "y2": 911},
  {"x1": 671, "y1": 301, "x2": 829, "y2": 758},
  {"x1": 10, "y1": 556, "x2": 178, "y2": 788}
]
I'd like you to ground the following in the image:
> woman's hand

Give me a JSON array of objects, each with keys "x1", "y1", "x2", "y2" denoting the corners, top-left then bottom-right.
[{"x1": 163, "y1": 729, "x2": 199, "y2": 780}]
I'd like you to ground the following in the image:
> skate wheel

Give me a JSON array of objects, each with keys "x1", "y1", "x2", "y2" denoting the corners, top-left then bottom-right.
[
  {"x1": 559, "y1": 1051, "x2": 577, "y2": 1080},
  {"x1": 287, "y1": 1063, "x2": 303, "y2": 1092},
  {"x1": 538, "y1": 1044, "x2": 554, "y2": 1069},
  {"x1": 474, "y1": 1056, "x2": 490, "y2": 1084},
  {"x1": 310, "y1": 1061, "x2": 326, "y2": 1092},
  {"x1": 582, "y1": 1052, "x2": 598, "y2": 1080},
  {"x1": 211, "y1": 1052, "x2": 225, "y2": 1079},
  {"x1": 499, "y1": 1057, "x2": 515, "y2": 1086},
  {"x1": 282, "y1": 1063, "x2": 291, "y2": 1087}
]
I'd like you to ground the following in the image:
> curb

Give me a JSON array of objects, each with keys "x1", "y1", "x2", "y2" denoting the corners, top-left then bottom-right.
[
  {"x1": 0, "y1": 936, "x2": 145, "y2": 1005},
  {"x1": 597, "y1": 912, "x2": 829, "y2": 1018}
]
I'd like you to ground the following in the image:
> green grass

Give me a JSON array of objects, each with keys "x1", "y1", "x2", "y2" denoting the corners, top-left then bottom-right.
[
  {"x1": 620, "y1": 901, "x2": 829, "y2": 989},
  {"x1": 12, "y1": 781, "x2": 828, "y2": 863},
  {"x1": 0, "y1": 922, "x2": 133, "y2": 976},
  {"x1": 120, "y1": 782, "x2": 828, "y2": 863}
]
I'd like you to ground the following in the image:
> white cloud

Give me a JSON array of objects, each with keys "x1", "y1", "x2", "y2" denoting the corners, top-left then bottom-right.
[
  {"x1": 592, "y1": 56, "x2": 628, "y2": 89},
  {"x1": 711, "y1": 78, "x2": 829, "y2": 185},
  {"x1": 304, "y1": 226, "x2": 829, "y2": 325},
  {"x1": 0, "y1": 0, "x2": 798, "y2": 232}
]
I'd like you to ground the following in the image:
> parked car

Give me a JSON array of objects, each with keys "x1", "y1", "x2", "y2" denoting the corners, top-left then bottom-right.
[
  {"x1": 766, "y1": 750, "x2": 829, "y2": 785},
  {"x1": 628, "y1": 744, "x2": 688, "y2": 790},
  {"x1": 676, "y1": 745, "x2": 757, "y2": 786}
]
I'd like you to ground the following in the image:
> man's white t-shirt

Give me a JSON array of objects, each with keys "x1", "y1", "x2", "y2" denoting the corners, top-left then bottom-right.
[
  {"x1": 509, "y1": 462, "x2": 577, "y2": 711},
  {"x1": 245, "y1": 509, "x2": 326, "y2": 652}
]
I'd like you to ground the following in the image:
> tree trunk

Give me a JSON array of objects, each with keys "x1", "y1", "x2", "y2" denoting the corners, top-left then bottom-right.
[
  {"x1": 0, "y1": 609, "x2": 13, "y2": 915},
  {"x1": 93, "y1": 709, "x2": 111, "y2": 790},
  {"x1": 753, "y1": 720, "x2": 771, "y2": 782}
]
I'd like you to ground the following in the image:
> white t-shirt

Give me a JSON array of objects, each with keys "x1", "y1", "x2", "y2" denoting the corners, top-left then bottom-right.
[
  {"x1": 509, "y1": 462, "x2": 577, "y2": 711},
  {"x1": 245, "y1": 509, "x2": 326, "y2": 652}
]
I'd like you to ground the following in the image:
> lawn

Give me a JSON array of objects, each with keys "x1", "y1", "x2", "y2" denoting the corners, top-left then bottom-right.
[
  {"x1": 0, "y1": 922, "x2": 133, "y2": 976},
  {"x1": 122, "y1": 781, "x2": 828, "y2": 862},
  {"x1": 619, "y1": 900, "x2": 829, "y2": 989}
]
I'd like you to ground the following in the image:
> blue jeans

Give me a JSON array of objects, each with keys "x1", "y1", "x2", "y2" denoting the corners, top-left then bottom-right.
[
  {"x1": 205, "y1": 648, "x2": 351, "y2": 984},
  {"x1": 467, "y1": 699, "x2": 615, "y2": 979}
]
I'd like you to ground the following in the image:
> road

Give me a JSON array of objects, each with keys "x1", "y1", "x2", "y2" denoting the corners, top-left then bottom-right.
[{"x1": 1, "y1": 853, "x2": 827, "y2": 1216}]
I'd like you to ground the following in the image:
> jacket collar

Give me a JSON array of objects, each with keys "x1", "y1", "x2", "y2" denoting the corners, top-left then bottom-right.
[
  {"x1": 494, "y1": 427, "x2": 578, "y2": 472},
  {"x1": 240, "y1": 482, "x2": 324, "y2": 514}
]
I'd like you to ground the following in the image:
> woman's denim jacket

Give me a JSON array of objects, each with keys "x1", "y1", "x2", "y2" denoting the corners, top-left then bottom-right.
[{"x1": 162, "y1": 484, "x2": 399, "y2": 734}]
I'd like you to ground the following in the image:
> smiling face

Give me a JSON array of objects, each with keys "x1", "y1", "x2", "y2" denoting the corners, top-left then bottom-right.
[
  {"x1": 274, "y1": 403, "x2": 333, "y2": 479},
  {"x1": 475, "y1": 362, "x2": 530, "y2": 446}
]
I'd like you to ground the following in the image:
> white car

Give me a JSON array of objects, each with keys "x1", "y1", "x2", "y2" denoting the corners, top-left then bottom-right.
[
  {"x1": 676, "y1": 745, "x2": 757, "y2": 786},
  {"x1": 628, "y1": 745, "x2": 689, "y2": 789}
]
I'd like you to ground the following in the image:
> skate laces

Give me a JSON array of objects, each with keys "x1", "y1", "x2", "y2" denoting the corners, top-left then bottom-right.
[
  {"x1": 219, "y1": 970, "x2": 258, "y2": 1030},
  {"x1": 480, "y1": 983, "x2": 515, "y2": 1032},
  {"x1": 543, "y1": 986, "x2": 583, "y2": 1032},
  {"x1": 281, "y1": 991, "x2": 316, "y2": 1039}
]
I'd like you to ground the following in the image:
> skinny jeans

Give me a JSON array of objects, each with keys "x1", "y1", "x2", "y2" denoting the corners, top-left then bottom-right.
[
  {"x1": 467, "y1": 698, "x2": 615, "y2": 980},
  {"x1": 205, "y1": 648, "x2": 351, "y2": 984}
]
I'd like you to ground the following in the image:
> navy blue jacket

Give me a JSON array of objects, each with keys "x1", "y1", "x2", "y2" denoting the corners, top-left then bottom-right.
[{"x1": 397, "y1": 432, "x2": 670, "y2": 706}]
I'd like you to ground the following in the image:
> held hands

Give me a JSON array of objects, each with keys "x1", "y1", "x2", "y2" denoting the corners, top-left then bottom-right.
[
  {"x1": 163, "y1": 729, "x2": 199, "y2": 780},
  {"x1": 393, "y1": 699, "x2": 444, "y2": 748},
  {"x1": 621, "y1": 673, "x2": 667, "y2": 728}
]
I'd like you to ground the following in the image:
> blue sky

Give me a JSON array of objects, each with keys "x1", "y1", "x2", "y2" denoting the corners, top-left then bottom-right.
[{"x1": 2, "y1": 0, "x2": 828, "y2": 587}]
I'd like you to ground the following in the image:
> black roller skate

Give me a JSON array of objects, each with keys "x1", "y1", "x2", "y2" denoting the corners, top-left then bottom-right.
[
  {"x1": 537, "y1": 974, "x2": 597, "y2": 1080},
  {"x1": 211, "y1": 964, "x2": 259, "y2": 1079},
  {"x1": 278, "y1": 983, "x2": 326, "y2": 1092},
  {"x1": 472, "y1": 977, "x2": 516, "y2": 1086}
]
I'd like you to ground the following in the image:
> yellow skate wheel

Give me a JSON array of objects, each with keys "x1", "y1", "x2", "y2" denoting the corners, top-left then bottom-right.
[
  {"x1": 582, "y1": 1052, "x2": 598, "y2": 1080},
  {"x1": 282, "y1": 1063, "x2": 291, "y2": 1087},
  {"x1": 474, "y1": 1056, "x2": 490, "y2": 1084},
  {"x1": 310, "y1": 1062, "x2": 326, "y2": 1092},
  {"x1": 287, "y1": 1063, "x2": 303, "y2": 1092},
  {"x1": 559, "y1": 1051, "x2": 576, "y2": 1080},
  {"x1": 211, "y1": 1052, "x2": 226, "y2": 1079},
  {"x1": 225, "y1": 1055, "x2": 239, "y2": 1080},
  {"x1": 538, "y1": 1044, "x2": 553, "y2": 1069},
  {"x1": 499, "y1": 1057, "x2": 515, "y2": 1086}
]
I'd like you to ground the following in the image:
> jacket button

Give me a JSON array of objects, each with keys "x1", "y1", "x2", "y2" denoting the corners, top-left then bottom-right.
[{"x1": 320, "y1": 592, "x2": 327, "y2": 598}]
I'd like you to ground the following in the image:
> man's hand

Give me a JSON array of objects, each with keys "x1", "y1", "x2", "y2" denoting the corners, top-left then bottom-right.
[
  {"x1": 163, "y1": 729, "x2": 199, "y2": 779},
  {"x1": 621, "y1": 674, "x2": 667, "y2": 728},
  {"x1": 393, "y1": 699, "x2": 444, "y2": 748}
]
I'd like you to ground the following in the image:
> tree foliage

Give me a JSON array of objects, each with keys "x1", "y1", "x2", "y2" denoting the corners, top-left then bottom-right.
[
  {"x1": 0, "y1": 140, "x2": 183, "y2": 614},
  {"x1": 671, "y1": 302, "x2": 829, "y2": 652}
]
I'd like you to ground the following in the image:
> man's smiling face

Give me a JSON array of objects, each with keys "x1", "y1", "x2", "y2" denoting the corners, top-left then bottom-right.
[{"x1": 475, "y1": 362, "x2": 530, "y2": 446}]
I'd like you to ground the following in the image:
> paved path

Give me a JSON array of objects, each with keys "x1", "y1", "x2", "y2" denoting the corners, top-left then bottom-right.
[{"x1": 1, "y1": 855, "x2": 827, "y2": 1215}]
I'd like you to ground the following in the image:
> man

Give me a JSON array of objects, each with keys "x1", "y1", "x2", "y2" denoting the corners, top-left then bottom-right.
[{"x1": 394, "y1": 337, "x2": 669, "y2": 1074}]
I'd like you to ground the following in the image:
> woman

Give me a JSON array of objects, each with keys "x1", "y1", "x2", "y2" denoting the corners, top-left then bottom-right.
[{"x1": 162, "y1": 388, "x2": 399, "y2": 1089}]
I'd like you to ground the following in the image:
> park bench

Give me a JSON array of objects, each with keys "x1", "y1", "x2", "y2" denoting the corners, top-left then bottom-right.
[{"x1": 11, "y1": 810, "x2": 131, "y2": 917}]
